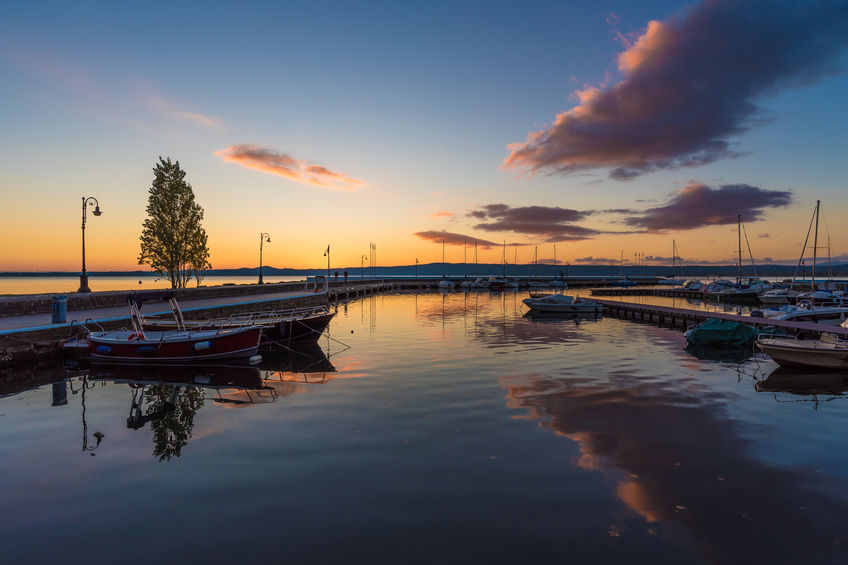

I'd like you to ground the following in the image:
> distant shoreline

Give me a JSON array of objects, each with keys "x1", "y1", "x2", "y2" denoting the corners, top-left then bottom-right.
[{"x1": 1, "y1": 262, "x2": 846, "y2": 278}]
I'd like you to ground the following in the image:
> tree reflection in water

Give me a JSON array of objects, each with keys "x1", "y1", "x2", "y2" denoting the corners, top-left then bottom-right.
[{"x1": 129, "y1": 385, "x2": 205, "y2": 462}]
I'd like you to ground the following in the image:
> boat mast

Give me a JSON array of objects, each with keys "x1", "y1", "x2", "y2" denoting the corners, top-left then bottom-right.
[
  {"x1": 502, "y1": 241, "x2": 506, "y2": 278},
  {"x1": 812, "y1": 199, "x2": 820, "y2": 291},
  {"x1": 737, "y1": 214, "x2": 742, "y2": 282},
  {"x1": 672, "y1": 240, "x2": 676, "y2": 279},
  {"x1": 442, "y1": 239, "x2": 445, "y2": 277}
]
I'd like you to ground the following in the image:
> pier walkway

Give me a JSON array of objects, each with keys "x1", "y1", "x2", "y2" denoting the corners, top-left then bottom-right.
[
  {"x1": 592, "y1": 298, "x2": 848, "y2": 338},
  {"x1": 0, "y1": 282, "x2": 389, "y2": 335}
]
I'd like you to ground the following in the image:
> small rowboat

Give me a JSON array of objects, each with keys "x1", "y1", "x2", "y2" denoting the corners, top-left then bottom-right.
[
  {"x1": 143, "y1": 305, "x2": 335, "y2": 342},
  {"x1": 86, "y1": 293, "x2": 263, "y2": 363}
]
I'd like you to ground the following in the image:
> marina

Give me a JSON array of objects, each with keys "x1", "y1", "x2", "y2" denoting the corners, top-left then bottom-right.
[{"x1": 3, "y1": 291, "x2": 848, "y2": 563}]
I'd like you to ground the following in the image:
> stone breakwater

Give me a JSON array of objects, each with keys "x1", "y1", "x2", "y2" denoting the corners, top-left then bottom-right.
[{"x1": 0, "y1": 281, "x2": 312, "y2": 317}]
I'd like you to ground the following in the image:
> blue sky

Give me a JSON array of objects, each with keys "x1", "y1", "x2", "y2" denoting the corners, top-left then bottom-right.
[{"x1": 1, "y1": 0, "x2": 846, "y2": 270}]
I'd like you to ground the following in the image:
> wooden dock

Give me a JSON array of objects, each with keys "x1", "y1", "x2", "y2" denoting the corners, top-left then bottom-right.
[
  {"x1": 591, "y1": 288, "x2": 705, "y2": 299},
  {"x1": 592, "y1": 298, "x2": 848, "y2": 338}
]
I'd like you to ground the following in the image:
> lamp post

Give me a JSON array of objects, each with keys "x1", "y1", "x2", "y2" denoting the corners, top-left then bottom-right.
[
  {"x1": 258, "y1": 232, "x2": 271, "y2": 284},
  {"x1": 415, "y1": 258, "x2": 419, "y2": 278},
  {"x1": 323, "y1": 245, "x2": 331, "y2": 280},
  {"x1": 78, "y1": 196, "x2": 102, "y2": 293},
  {"x1": 361, "y1": 254, "x2": 367, "y2": 279}
]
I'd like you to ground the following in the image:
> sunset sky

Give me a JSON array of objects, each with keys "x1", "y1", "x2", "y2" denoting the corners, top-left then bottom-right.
[{"x1": 1, "y1": 0, "x2": 847, "y2": 271}]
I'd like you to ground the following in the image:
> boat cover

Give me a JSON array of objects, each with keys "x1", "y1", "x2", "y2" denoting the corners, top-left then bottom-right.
[{"x1": 685, "y1": 318, "x2": 759, "y2": 347}]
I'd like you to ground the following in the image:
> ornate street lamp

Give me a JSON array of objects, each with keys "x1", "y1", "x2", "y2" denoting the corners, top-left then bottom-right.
[
  {"x1": 258, "y1": 233, "x2": 271, "y2": 284},
  {"x1": 361, "y1": 254, "x2": 367, "y2": 279},
  {"x1": 78, "y1": 196, "x2": 102, "y2": 293}
]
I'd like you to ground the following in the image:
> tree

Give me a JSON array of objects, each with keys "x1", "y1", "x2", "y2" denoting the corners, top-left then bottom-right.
[{"x1": 138, "y1": 157, "x2": 211, "y2": 288}]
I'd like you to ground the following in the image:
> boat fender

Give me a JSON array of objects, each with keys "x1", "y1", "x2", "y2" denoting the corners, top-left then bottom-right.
[
  {"x1": 95, "y1": 345, "x2": 113, "y2": 355},
  {"x1": 128, "y1": 333, "x2": 141, "y2": 340},
  {"x1": 193, "y1": 341, "x2": 212, "y2": 351},
  {"x1": 136, "y1": 346, "x2": 156, "y2": 356}
]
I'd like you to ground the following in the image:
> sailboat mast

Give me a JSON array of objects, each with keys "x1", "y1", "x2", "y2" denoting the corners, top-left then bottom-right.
[
  {"x1": 737, "y1": 214, "x2": 742, "y2": 281},
  {"x1": 502, "y1": 241, "x2": 506, "y2": 278},
  {"x1": 812, "y1": 200, "x2": 820, "y2": 290}
]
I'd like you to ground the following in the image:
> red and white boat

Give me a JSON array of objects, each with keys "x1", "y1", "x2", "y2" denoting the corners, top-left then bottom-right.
[{"x1": 86, "y1": 293, "x2": 262, "y2": 363}]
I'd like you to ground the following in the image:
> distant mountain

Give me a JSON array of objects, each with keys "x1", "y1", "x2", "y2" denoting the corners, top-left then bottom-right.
[{"x1": 4, "y1": 262, "x2": 848, "y2": 278}]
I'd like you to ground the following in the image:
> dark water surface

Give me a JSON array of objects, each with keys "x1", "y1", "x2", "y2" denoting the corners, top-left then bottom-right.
[{"x1": 2, "y1": 292, "x2": 847, "y2": 564}]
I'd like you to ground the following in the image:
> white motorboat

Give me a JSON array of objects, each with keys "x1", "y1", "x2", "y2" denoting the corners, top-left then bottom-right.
[
  {"x1": 522, "y1": 294, "x2": 603, "y2": 314},
  {"x1": 438, "y1": 279, "x2": 455, "y2": 290},
  {"x1": 758, "y1": 287, "x2": 800, "y2": 305},
  {"x1": 757, "y1": 334, "x2": 848, "y2": 369},
  {"x1": 755, "y1": 300, "x2": 848, "y2": 326},
  {"x1": 683, "y1": 280, "x2": 704, "y2": 291}
]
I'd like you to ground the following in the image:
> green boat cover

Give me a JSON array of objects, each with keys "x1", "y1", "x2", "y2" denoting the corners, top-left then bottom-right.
[{"x1": 685, "y1": 318, "x2": 759, "y2": 347}]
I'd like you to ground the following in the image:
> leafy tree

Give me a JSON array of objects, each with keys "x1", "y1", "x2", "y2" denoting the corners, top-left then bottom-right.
[{"x1": 138, "y1": 157, "x2": 211, "y2": 288}]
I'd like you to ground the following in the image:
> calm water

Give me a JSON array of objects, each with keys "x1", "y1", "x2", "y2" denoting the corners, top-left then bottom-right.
[
  {"x1": 0, "y1": 275, "x2": 305, "y2": 295},
  {"x1": 2, "y1": 292, "x2": 847, "y2": 564}
]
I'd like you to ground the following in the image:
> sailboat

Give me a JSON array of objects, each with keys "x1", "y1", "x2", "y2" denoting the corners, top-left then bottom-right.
[
  {"x1": 656, "y1": 241, "x2": 684, "y2": 285},
  {"x1": 754, "y1": 201, "x2": 848, "y2": 325},
  {"x1": 438, "y1": 240, "x2": 454, "y2": 290},
  {"x1": 716, "y1": 215, "x2": 770, "y2": 302},
  {"x1": 611, "y1": 251, "x2": 637, "y2": 287}
]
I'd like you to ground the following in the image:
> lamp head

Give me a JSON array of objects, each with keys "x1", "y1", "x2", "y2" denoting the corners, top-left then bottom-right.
[{"x1": 93, "y1": 206, "x2": 102, "y2": 216}]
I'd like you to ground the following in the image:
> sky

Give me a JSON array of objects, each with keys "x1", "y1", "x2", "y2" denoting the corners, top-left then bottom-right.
[{"x1": 1, "y1": 0, "x2": 847, "y2": 272}]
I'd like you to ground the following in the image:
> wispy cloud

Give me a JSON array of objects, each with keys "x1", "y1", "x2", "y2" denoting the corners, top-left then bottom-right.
[
  {"x1": 429, "y1": 211, "x2": 455, "y2": 219},
  {"x1": 504, "y1": 0, "x2": 848, "y2": 180},
  {"x1": 3, "y1": 47, "x2": 224, "y2": 130},
  {"x1": 414, "y1": 230, "x2": 499, "y2": 249},
  {"x1": 214, "y1": 144, "x2": 366, "y2": 191},
  {"x1": 624, "y1": 182, "x2": 791, "y2": 231},
  {"x1": 468, "y1": 204, "x2": 600, "y2": 242}
]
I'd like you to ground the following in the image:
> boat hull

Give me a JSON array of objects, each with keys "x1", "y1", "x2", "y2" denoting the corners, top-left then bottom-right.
[
  {"x1": 265, "y1": 312, "x2": 335, "y2": 342},
  {"x1": 88, "y1": 327, "x2": 262, "y2": 363},
  {"x1": 757, "y1": 338, "x2": 848, "y2": 369}
]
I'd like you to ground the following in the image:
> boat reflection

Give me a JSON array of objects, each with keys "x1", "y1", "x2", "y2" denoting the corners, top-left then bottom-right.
[
  {"x1": 67, "y1": 342, "x2": 338, "y2": 460},
  {"x1": 755, "y1": 366, "x2": 848, "y2": 400},
  {"x1": 684, "y1": 342, "x2": 756, "y2": 364},
  {"x1": 522, "y1": 310, "x2": 602, "y2": 324}
]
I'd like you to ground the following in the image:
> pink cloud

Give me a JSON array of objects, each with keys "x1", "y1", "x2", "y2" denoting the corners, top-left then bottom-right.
[
  {"x1": 504, "y1": 1, "x2": 848, "y2": 180},
  {"x1": 214, "y1": 144, "x2": 366, "y2": 192}
]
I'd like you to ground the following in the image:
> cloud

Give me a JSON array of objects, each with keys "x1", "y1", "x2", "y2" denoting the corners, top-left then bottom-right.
[
  {"x1": 214, "y1": 145, "x2": 366, "y2": 191},
  {"x1": 758, "y1": 233, "x2": 770, "y2": 238},
  {"x1": 504, "y1": 1, "x2": 848, "y2": 179},
  {"x1": 468, "y1": 204, "x2": 600, "y2": 242},
  {"x1": 413, "y1": 230, "x2": 499, "y2": 249},
  {"x1": 4, "y1": 47, "x2": 224, "y2": 130},
  {"x1": 624, "y1": 182, "x2": 791, "y2": 231},
  {"x1": 429, "y1": 211, "x2": 455, "y2": 219},
  {"x1": 573, "y1": 256, "x2": 621, "y2": 264}
]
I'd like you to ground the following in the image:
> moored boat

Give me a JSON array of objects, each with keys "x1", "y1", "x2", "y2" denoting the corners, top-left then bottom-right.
[
  {"x1": 522, "y1": 294, "x2": 603, "y2": 314},
  {"x1": 756, "y1": 333, "x2": 848, "y2": 369},
  {"x1": 88, "y1": 294, "x2": 263, "y2": 363},
  {"x1": 684, "y1": 318, "x2": 759, "y2": 347},
  {"x1": 145, "y1": 305, "x2": 335, "y2": 342}
]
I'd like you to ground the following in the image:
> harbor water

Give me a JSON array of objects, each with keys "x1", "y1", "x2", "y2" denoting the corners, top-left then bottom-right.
[{"x1": 2, "y1": 291, "x2": 847, "y2": 563}]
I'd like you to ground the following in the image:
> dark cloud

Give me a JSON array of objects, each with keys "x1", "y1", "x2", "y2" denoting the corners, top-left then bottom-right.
[
  {"x1": 573, "y1": 256, "x2": 621, "y2": 264},
  {"x1": 758, "y1": 233, "x2": 770, "y2": 238},
  {"x1": 413, "y1": 230, "x2": 499, "y2": 249},
  {"x1": 624, "y1": 182, "x2": 791, "y2": 231},
  {"x1": 504, "y1": 1, "x2": 848, "y2": 179},
  {"x1": 468, "y1": 204, "x2": 599, "y2": 242}
]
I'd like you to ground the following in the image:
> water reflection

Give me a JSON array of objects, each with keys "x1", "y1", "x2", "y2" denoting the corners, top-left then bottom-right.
[
  {"x1": 503, "y1": 372, "x2": 848, "y2": 562},
  {"x1": 41, "y1": 342, "x2": 339, "y2": 462},
  {"x1": 756, "y1": 366, "x2": 848, "y2": 408},
  {"x1": 684, "y1": 342, "x2": 756, "y2": 364}
]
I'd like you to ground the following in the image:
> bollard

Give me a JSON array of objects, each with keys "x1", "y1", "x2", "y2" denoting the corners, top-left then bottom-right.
[{"x1": 51, "y1": 295, "x2": 67, "y2": 324}]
